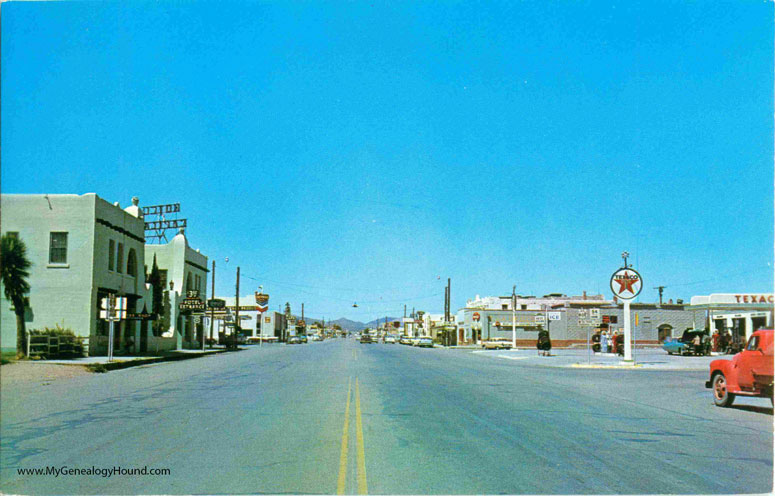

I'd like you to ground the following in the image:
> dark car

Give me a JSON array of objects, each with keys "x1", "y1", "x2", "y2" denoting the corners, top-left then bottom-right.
[{"x1": 360, "y1": 334, "x2": 374, "y2": 344}]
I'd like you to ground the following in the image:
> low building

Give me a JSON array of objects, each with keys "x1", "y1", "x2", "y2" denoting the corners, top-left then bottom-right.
[
  {"x1": 145, "y1": 229, "x2": 208, "y2": 349},
  {"x1": 457, "y1": 293, "x2": 699, "y2": 347},
  {"x1": 689, "y1": 293, "x2": 773, "y2": 344}
]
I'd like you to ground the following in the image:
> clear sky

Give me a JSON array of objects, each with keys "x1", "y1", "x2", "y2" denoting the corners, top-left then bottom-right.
[{"x1": 2, "y1": 1, "x2": 773, "y2": 322}]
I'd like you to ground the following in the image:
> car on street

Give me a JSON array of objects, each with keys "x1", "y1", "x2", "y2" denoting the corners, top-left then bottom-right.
[
  {"x1": 416, "y1": 337, "x2": 434, "y2": 348},
  {"x1": 663, "y1": 329, "x2": 711, "y2": 356},
  {"x1": 706, "y1": 328, "x2": 773, "y2": 407},
  {"x1": 299, "y1": 335, "x2": 308, "y2": 343},
  {"x1": 287, "y1": 336, "x2": 302, "y2": 344},
  {"x1": 482, "y1": 338, "x2": 513, "y2": 350},
  {"x1": 399, "y1": 336, "x2": 413, "y2": 345},
  {"x1": 360, "y1": 333, "x2": 374, "y2": 344},
  {"x1": 384, "y1": 335, "x2": 397, "y2": 344}
]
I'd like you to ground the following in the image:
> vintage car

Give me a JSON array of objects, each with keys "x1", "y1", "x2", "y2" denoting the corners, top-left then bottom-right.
[
  {"x1": 482, "y1": 338, "x2": 512, "y2": 350},
  {"x1": 415, "y1": 337, "x2": 434, "y2": 348},
  {"x1": 399, "y1": 336, "x2": 413, "y2": 345},
  {"x1": 662, "y1": 329, "x2": 711, "y2": 356},
  {"x1": 384, "y1": 335, "x2": 397, "y2": 344},
  {"x1": 706, "y1": 329, "x2": 773, "y2": 407},
  {"x1": 287, "y1": 336, "x2": 302, "y2": 345},
  {"x1": 359, "y1": 333, "x2": 374, "y2": 344}
]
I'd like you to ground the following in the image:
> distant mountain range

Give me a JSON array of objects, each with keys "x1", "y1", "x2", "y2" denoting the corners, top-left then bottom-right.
[{"x1": 289, "y1": 316, "x2": 402, "y2": 332}]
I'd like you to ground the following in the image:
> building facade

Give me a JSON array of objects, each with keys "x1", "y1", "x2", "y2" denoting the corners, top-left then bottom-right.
[
  {"x1": 145, "y1": 229, "x2": 209, "y2": 350},
  {"x1": 0, "y1": 194, "x2": 156, "y2": 355}
]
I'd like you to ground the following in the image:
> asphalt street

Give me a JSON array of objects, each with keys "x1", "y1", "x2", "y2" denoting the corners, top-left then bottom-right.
[{"x1": 1, "y1": 338, "x2": 772, "y2": 494}]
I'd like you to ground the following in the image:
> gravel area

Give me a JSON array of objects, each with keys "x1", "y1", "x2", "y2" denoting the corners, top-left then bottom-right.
[{"x1": 0, "y1": 361, "x2": 91, "y2": 386}]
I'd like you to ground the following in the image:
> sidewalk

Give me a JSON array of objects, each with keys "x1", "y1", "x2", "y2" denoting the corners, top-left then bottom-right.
[
  {"x1": 23, "y1": 347, "x2": 232, "y2": 371},
  {"x1": 468, "y1": 347, "x2": 721, "y2": 371}
]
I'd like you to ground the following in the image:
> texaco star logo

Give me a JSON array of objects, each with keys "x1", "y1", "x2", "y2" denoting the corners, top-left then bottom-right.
[{"x1": 610, "y1": 268, "x2": 642, "y2": 300}]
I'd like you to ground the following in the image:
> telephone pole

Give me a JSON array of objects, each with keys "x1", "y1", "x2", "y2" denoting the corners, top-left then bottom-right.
[
  {"x1": 209, "y1": 260, "x2": 215, "y2": 348},
  {"x1": 234, "y1": 266, "x2": 240, "y2": 349},
  {"x1": 654, "y1": 286, "x2": 666, "y2": 305}
]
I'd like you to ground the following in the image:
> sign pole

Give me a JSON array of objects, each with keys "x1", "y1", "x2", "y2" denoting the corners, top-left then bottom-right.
[
  {"x1": 623, "y1": 300, "x2": 632, "y2": 361},
  {"x1": 587, "y1": 326, "x2": 591, "y2": 365},
  {"x1": 107, "y1": 295, "x2": 114, "y2": 362}
]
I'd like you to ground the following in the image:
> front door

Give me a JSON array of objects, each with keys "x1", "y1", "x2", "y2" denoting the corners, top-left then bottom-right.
[{"x1": 737, "y1": 334, "x2": 771, "y2": 390}]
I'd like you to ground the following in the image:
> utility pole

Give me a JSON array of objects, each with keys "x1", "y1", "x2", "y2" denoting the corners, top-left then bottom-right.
[
  {"x1": 234, "y1": 266, "x2": 240, "y2": 349},
  {"x1": 301, "y1": 303, "x2": 305, "y2": 335},
  {"x1": 209, "y1": 260, "x2": 215, "y2": 349},
  {"x1": 654, "y1": 286, "x2": 666, "y2": 305},
  {"x1": 512, "y1": 285, "x2": 517, "y2": 349}
]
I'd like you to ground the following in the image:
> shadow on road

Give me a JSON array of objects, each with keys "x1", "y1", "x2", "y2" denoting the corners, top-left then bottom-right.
[{"x1": 730, "y1": 404, "x2": 774, "y2": 415}]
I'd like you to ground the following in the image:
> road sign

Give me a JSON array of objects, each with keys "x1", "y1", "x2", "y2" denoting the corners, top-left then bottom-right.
[
  {"x1": 100, "y1": 296, "x2": 127, "y2": 321},
  {"x1": 535, "y1": 315, "x2": 546, "y2": 324},
  {"x1": 208, "y1": 298, "x2": 226, "y2": 309},
  {"x1": 610, "y1": 267, "x2": 643, "y2": 300},
  {"x1": 472, "y1": 312, "x2": 481, "y2": 322},
  {"x1": 590, "y1": 308, "x2": 601, "y2": 319}
]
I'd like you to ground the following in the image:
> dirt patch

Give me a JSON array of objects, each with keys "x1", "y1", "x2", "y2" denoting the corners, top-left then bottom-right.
[{"x1": 0, "y1": 361, "x2": 91, "y2": 386}]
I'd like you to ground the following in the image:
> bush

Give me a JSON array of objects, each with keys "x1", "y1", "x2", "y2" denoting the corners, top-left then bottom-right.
[{"x1": 28, "y1": 324, "x2": 86, "y2": 358}]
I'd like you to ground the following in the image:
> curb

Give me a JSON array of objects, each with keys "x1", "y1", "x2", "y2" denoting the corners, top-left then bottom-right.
[{"x1": 80, "y1": 348, "x2": 234, "y2": 372}]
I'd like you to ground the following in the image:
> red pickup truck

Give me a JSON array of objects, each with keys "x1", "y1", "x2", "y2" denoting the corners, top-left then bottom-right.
[{"x1": 706, "y1": 329, "x2": 773, "y2": 407}]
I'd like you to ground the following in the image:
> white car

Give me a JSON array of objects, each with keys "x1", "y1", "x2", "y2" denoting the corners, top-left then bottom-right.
[{"x1": 384, "y1": 335, "x2": 397, "y2": 344}]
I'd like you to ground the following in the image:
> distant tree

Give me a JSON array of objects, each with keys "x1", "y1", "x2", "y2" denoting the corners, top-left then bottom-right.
[
  {"x1": 1, "y1": 234, "x2": 31, "y2": 357},
  {"x1": 148, "y1": 255, "x2": 165, "y2": 334},
  {"x1": 333, "y1": 324, "x2": 342, "y2": 331},
  {"x1": 157, "y1": 290, "x2": 171, "y2": 336}
]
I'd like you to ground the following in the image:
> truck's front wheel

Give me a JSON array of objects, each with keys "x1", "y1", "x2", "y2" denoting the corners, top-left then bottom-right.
[{"x1": 713, "y1": 373, "x2": 735, "y2": 407}]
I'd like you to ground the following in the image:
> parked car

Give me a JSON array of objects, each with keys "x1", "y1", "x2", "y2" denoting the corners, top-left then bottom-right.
[
  {"x1": 399, "y1": 336, "x2": 413, "y2": 345},
  {"x1": 482, "y1": 338, "x2": 512, "y2": 350},
  {"x1": 288, "y1": 336, "x2": 302, "y2": 345},
  {"x1": 385, "y1": 335, "x2": 397, "y2": 344},
  {"x1": 360, "y1": 334, "x2": 374, "y2": 344},
  {"x1": 706, "y1": 329, "x2": 773, "y2": 407},
  {"x1": 299, "y1": 335, "x2": 308, "y2": 343},
  {"x1": 416, "y1": 337, "x2": 434, "y2": 348},
  {"x1": 663, "y1": 329, "x2": 711, "y2": 356}
]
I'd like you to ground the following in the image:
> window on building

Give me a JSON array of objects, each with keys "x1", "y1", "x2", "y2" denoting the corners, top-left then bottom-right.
[
  {"x1": 49, "y1": 232, "x2": 68, "y2": 264},
  {"x1": 108, "y1": 240, "x2": 115, "y2": 270},
  {"x1": 521, "y1": 305, "x2": 527, "y2": 310},
  {"x1": 116, "y1": 243, "x2": 124, "y2": 273},
  {"x1": 501, "y1": 304, "x2": 508, "y2": 310},
  {"x1": 186, "y1": 273, "x2": 192, "y2": 291},
  {"x1": 127, "y1": 249, "x2": 137, "y2": 277}
]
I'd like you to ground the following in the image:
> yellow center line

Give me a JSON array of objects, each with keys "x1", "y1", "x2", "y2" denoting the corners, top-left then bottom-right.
[
  {"x1": 355, "y1": 378, "x2": 368, "y2": 495},
  {"x1": 336, "y1": 378, "x2": 352, "y2": 495}
]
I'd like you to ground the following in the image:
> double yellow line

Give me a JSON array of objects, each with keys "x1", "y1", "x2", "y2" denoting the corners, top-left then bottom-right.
[{"x1": 337, "y1": 377, "x2": 368, "y2": 495}]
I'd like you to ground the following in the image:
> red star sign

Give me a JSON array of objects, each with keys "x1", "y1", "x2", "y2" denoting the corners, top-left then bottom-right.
[{"x1": 614, "y1": 271, "x2": 639, "y2": 295}]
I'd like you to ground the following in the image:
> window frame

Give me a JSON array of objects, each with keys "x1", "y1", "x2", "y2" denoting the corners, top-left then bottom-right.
[{"x1": 49, "y1": 232, "x2": 69, "y2": 264}]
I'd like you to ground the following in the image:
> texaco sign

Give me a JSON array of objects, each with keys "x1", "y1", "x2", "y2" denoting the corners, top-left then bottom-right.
[{"x1": 610, "y1": 268, "x2": 643, "y2": 300}]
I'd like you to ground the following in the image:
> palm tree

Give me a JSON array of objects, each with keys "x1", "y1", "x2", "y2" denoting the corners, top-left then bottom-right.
[{"x1": 0, "y1": 234, "x2": 32, "y2": 357}]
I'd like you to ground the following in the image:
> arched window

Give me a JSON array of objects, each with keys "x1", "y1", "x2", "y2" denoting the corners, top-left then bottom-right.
[
  {"x1": 186, "y1": 273, "x2": 192, "y2": 292},
  {"x1": 127, "y1": 249, "x2": 137, "y2": 277}
]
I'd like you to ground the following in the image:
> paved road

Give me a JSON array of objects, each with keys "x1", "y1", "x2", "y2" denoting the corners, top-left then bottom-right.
[{"x1": 1, "y1": 339, "x2": 772, "y2": 494}]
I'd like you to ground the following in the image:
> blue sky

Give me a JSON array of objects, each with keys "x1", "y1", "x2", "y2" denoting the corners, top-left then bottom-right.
[{"x1": 2, "y1": 1, "x2": 773, "y2": 321}]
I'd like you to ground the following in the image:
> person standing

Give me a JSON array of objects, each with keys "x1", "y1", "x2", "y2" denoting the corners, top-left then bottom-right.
[{"x1": 601, "y1": 330, "x2": 609, "y2": 353}]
